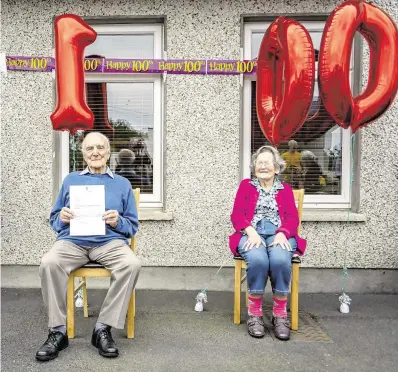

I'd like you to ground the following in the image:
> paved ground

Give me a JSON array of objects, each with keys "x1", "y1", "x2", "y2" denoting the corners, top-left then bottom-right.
[{"x1": 1, "y1": 289, "x2": 397, "y2": 372}]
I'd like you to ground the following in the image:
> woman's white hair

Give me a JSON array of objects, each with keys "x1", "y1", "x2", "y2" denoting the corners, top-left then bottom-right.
[
  {"x1": 250, "y1": 145, "x2": 286, "y2": 175},
  {"x1": 301, "y1": 150, "x2": 316, "y2": 161}
]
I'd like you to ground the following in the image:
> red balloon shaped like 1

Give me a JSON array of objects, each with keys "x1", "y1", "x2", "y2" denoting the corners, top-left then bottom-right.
[
  {"x1": 318, "y1": 0, "x2": 398, "y2": 132},
  {"x1": 256, "y1": 17, "x2": 315, "y2": 146},
  {"x1": 50, "y1": 15, "x2": 97, "y2": 134}
]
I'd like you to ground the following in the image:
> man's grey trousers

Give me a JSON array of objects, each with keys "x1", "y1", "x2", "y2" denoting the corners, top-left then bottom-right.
[{"x1": 39, "y1": 239, "x2": 141, "y2": 329}]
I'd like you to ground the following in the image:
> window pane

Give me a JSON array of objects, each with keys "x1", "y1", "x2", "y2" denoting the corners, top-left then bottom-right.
[
  {"x1": 85, "y1": 34, "x2": 154, "y2": 59},
  {"x1": 251, "y1": 32, "x2": 264, "y2": 59},
  {"x1": 252, "y1": 30, "x2": 323, "y2": 60},
  {"x1": 69, "y1": 82, "x2": 154, "y2": 194},
  {"x1": 251, "y1": 29, "x2": 353, "y2": 65},
  {"x1": 251, "y1": 81, "x2": 342, "y2": 195}
]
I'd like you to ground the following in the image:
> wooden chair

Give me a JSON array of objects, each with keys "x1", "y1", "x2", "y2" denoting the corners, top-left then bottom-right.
[
  {"x1": 67, "y1": 188, "x2": 140, "y2": 339},
  {"x1": 233, "y1": 189, "x2": 304, "y2": 331}
]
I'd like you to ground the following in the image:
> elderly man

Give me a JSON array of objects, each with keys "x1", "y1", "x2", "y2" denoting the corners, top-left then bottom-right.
[{"x1": 36, "y1": 132, "x2": 141, "y2": 361}]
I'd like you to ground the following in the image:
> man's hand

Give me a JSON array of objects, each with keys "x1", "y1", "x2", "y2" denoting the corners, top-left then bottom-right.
[
  {"x1": 60, "y1": 207, "x2": 74, "y2": 224},
  {"x1": 270, "y1": 232, "x2": 292, "y2": 251},
  {"x1": 103, "y1": 210, "x2": 119, "y2": 228}
]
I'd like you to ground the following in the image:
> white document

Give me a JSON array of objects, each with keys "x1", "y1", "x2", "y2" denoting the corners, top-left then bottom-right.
[{"x1": 69, "y1": 185, "x2": 105, "y2": 236}]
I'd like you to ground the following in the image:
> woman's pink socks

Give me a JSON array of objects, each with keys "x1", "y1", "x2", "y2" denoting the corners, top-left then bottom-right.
[
  {"x1": 273, "y1": 297, "x2": 288, "y2": 318},
  {"x1": 248, "y1": 296, "x2": 263, "y2": 317}
]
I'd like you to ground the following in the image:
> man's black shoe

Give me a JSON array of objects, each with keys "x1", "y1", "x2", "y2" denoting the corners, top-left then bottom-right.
[
  {"x1": 36, "y1": 331, "x2": 69, "y2": 361},
  {"x1": 91, "y1": 326, "x2": 119, "y2": 358}
]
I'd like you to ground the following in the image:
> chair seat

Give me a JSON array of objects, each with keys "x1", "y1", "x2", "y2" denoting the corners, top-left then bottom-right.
[
  {"x1": 292, "y1": 255, "x2": 302, "y2": 264},
  {"x1": 82, "y1": 261, "x2": 104, "y2": 268},
  {"x1": 234, "y1": 255, "x2": 301, "y2": 264}
]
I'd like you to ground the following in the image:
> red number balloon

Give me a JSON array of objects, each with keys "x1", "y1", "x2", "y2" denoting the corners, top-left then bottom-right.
[
  {"x1": 319, "y1": 0, "x2": 398, "y2": 132},
  {"x1": 256, "y1": 17, "x2": 315, "y2": 146},
  {"x1": 86, "y1": 82, "x2": 114, "y2": 136},
  {"x1": 50, "y1": 14, "x2": 97, "y2": 134},
  {"x1": 292, "y1": 99, "x2": 335, "y2": 142}
]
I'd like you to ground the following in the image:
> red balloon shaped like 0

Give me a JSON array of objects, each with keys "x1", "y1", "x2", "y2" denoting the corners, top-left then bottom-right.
[
  {"x1": 318, "y1": 0, "x2": 398, "y2": 132},
  {"x1": 256, "y1": 17, "x2": 315, "y2": 146},
  {"x1": 50, "y1": 14, "x2": 97, "y2": 134}
]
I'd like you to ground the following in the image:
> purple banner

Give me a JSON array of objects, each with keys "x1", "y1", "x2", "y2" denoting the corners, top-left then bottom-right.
[
  {"x1": 6, "y1": 56, "x2": 54, "y2": 72},
  {"x1": 97, "y1": 59, "x2": 207, "y2": 74},
  {"x1": 207, "y1": 60, "x2": 257, "y2": 75},
  {"x1": 5, "y1": 56, "x2": 257, "y2": 75}
]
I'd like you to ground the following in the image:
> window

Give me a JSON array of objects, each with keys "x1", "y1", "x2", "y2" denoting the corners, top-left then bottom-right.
[
  {"x1": 59, "y1": 24, "x2": 164, "y2": 207},
  {"x1": 243, "y1": 21, "x2": 359, "y2": 209}
]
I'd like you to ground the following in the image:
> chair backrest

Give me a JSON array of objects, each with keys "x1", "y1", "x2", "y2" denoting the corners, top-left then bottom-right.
[
  {"x1": 293, "y1": 189, "x2": 304, "y2": 234},
  {"x1": 130, "y1": 188, "x2": 140, "y2": 253}
]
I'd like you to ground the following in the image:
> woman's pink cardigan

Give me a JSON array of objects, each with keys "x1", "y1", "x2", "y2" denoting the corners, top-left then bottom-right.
[{"x1": 229, "y1": 179, "x2": 307, "y2": 256}]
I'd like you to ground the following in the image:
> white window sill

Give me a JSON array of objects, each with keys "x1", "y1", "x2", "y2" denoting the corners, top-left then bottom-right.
[
  {"x1": 138, "y1": 209, "x2": 365, "y2": 222},
  {"x1": 138, "y1": 208, "x2": 173, "y2": 221},
  {"x1": 302, "y1": 210, "x2": 367, "y2": 222}
]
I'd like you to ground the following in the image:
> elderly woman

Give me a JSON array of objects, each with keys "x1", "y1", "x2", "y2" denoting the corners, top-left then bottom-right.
[{"x1": 229, "y1": 145, "x2": 306, "y2": 340}]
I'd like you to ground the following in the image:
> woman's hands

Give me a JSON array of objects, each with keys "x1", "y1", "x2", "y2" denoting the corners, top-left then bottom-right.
[
  {"x1": 241, "y1": 228, "x2": 292, "y2": 252},
  {"x1": 242, "y1": 226, "x2": 264, "y2": 251},
  {"x1": 270, "y1": 232, "x2": 292, "y2": 251}
]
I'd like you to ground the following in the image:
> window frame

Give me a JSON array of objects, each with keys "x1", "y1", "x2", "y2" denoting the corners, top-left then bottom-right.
[
  {"x1": 57, "y1": 23, "x2": 164, "y2": 208},
  {"x1": 243, "y1": 21, "x2": 360, "y2": 209}
]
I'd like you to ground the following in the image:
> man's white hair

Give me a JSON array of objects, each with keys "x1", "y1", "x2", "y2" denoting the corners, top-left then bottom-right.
[{"x1": 81, "y1": 132, "x2": 110, "y2": 151}]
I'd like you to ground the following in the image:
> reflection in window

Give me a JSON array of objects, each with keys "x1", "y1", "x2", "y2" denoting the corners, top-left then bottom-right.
[
  {"x1": 69, "y1": 82, "x2": 154, "y2": 194},
  {"x1": 85, "y1": 34, "x2": 154, "y2": 59},
  {"x1": 251, "y1": 82, "x2": 342, "y2": 195}
]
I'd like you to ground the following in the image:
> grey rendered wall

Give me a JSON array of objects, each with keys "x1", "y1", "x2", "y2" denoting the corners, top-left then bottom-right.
[{"x1": 1, "y1": 0, "x2": 397, "y2": 268}]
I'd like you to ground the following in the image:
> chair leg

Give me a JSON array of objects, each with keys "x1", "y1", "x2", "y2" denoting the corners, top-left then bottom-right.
[
  {"x1": 133, "y1": 290, "x2": 136, "y2": 318},
  {"x1": 67, "y1": 274, "x2": 75, "y2": 338},
  {"x1": 245, "y1": 280, "x2": 249, "y2": 308},
  {"x1": 290, "y1": 263, "x2": 299, "y2": 331},
  {"x1": 127, "y1": 290, "x2": 135, "y2": 339},
  {"x1": 82, "y1": 277, "x2": 88, "y2": 318},
  {"x1": 234, "y1": 260, "x2": 242, "y2": 325}
]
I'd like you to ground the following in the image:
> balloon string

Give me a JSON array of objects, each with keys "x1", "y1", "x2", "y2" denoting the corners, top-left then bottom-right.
[
  {"x1": 342, "y1": 133, "x2": 355, "y2": 292},
  {"x1": 198, "y1": 265, "x2": 224, "y2": 296},
  {"x1": 70, "y1": 134, "x2": 77, "y2": 172},
  {"x1": 71, "y1": 133, "x2": 84, "y2": 305}
]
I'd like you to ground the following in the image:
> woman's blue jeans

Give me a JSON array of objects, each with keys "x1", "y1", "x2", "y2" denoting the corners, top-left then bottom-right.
[{"x1": 237, "y1": 219, "x2": 297, "y2": 296}]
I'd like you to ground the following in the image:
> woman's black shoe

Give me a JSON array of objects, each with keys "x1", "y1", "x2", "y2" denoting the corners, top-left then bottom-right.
[{"x1": 247, "y1": 315, "x2": 266, "y2": 338}]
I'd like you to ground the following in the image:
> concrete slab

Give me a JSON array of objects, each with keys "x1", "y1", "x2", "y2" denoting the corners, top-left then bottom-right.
[{"x1": 2, "y1": 265, "x2": 398, "y2": 293}]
